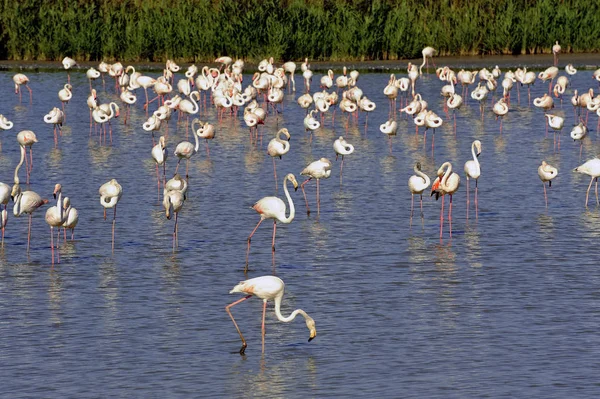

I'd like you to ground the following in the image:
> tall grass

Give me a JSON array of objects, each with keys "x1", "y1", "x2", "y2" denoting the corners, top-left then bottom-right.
[{"x1": 0, "y1": 0, "x2": 598, "y2": 62}]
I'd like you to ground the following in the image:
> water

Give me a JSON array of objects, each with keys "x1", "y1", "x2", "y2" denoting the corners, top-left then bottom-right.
[{"x1": 0, "y1": 60, "x2": 600, "y2": 398}]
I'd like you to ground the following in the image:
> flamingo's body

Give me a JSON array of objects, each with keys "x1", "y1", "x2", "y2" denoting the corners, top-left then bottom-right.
[
  {"x1": 45, "y1": 184, "x2": 65, "y2": 264},
  {"x1": 300, "y1": 158, "x2": 332, "y2": 215},
  {"x1": 13, "y1": 73, "x2": 32, "y2": 103},
  {"x1": 62, "y1": 196, "x2": 79, "y2": 241},
  {"x1": 267, "y1": 128, "x2": 291, "y2": 187}
]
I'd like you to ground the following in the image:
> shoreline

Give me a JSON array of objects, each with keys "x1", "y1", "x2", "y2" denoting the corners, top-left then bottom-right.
[{"x1": 1, "y1": 53, "x2": 599, "y2": 73}]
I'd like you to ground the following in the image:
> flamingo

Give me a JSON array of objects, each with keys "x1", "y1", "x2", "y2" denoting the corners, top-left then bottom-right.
[
  {"x1": 431, "y1": 161, "x2": 460, "y2": 239},
  {"x1": 45, "y1": 184, "x2": 65, "y2": 264},
  {"x1": 552, "y1": 41, "x2": 561, "y2": 66},
  {"x1": 16, "y1": 130, "x2": 37, "y2": 184},
  {"x1": 304, "y1": 109, "x2": 320, "y2": 142},
  {"x1": 570, "y1": 121, "x2": 588, "y2": 158},
  {"x1": 62, "y1": 57, "x2": 77, "y2": 84},
  {"x1": 137, "y1": 75, "x2": 157, "y2": 112},
  {"x1": 13, "y1": 73, "x2": 32, "y2": 103},
  {"x1": 553, "y1": 76, "x2": 569, "y2": 106},
  {"x1": 565, "y1": 64, "x2": 577, "y2": 76},
  {"x1": 492, "y1": 98, "x2": 509, "y2": 133},
  {"x1": 297, "y1": 93, "x2": 313, "y2": 110},
  {"x1": 120, "y1": 89, "x2": 137, "y2": 124},
  {"x1": 283, "y1": 61, "x2": 296, "y2": 92},
  {"x1": 573, "y1": 158, "x2": 600, "y2": 207},
  {"x1": 408, "y1": 162, "x2": 430, "y2": 227},
  {"x1": 267, "y1": 128, "x2": 291, "y2": 188},
  {"x1": 93, "y1": 102, "x2": 120, "y2": 143},
  {"x1": 165, "y1": 174, "x2": 188, "y2": 200},
  {"x1": 333, "y1": 136, "x2": 354, "y2": 182},
  {"x1": 44, "y1": 107, "x2": 65, "y2": 146},
  {"x1": 538, "y1": 66, "x2": 559, "y2": 94},
  {"x1": 320, "y1": 69, "x2": 334, "y2": 89},
  {"x1": 87, "y1": 89, "x2": 98, "y2": 127},
  {"x1": 520, "y1": 68, "x2": 537, "y2": 105},
  {"x1": 380, "y1": 119, "x2": 398, "y2": 152},
  {"x1": 99, "y1": 179, "x2": 122, "y2": 253},
  {"x1": 420, "y1": 46, "x2": 437, "y2": 75},
  {"x1": 424, "y1": 110, "x2": 442, "y2": 154},
  {"x1": 178, "y1": 91, "x2": 200, "y2": 137},
  {"x1": 226, "y1": 275, "x2": 317, "y2": 355},
  {"x1": 58, "y1": 84, "x2": 72, "y2": 114},
  {"x1": 245, "y1": 173, "x2": 298, "y2": 270},
  {"x1": 533, "y1": 93, "x2": 554, "y2": 112},
  {"x1": 300, "y1": 158, "x2": 332, "y2": 215},
  {"x1": 12, "y1": 145, "x2": 48, "y2": 251},
  {"x1": 163, "y1": 186, "x2": 185, "y2": 252},
  {"x1": 0, "y1": 114, "x2": 13, "y2": 150},
  {"x1": 538, "y1": 161, "x2": 558, "y2": 208},
  {"x1": 151, "y1": 136, "x2": 168, "y2": 196},
  {"x1": 192, "y1": 118, "x2": 215, "y2": 156},
  {"x1": 447, "y1": 92, "x2": 463, "y2": 134},
  {"x1": 0, "y1": 181, "x2": 10, "y2": 243},
  {"x1": 545, "y1": 113, "x2": 565, "y2": 150},
  {"x1": 174, "y1": 125, "x2": 200, "y2": 178},
  {"x1": 86, "y1": 67, "x2": 101, "y2": 91},
  {"x1": 62, "y1": 196, "x2": 79, "y2": 241},
  {"x1": 464, "y1": 140, "x2": 482, "y2": 216}
]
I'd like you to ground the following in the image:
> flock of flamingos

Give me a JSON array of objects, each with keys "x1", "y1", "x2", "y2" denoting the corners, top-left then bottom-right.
[{"x1": 2, "y1": 43, "x2": 600, "y2": 354}]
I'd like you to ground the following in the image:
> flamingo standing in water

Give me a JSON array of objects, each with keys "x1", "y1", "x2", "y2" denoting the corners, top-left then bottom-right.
[
  {"x1": 0, "y1": 181, "x2": 9, "y2": 243},
  {"x1": 464, "y1": 140, "x2": 482, "y2": 217},
  {"x1": 86, "y1": 67, "x2": 101, "y2": 91},
  {"x1": 44, "y1": 107, "x2": 65, "y2": 147},
  {"x1": 174, "y1": 127, "x2": 200, "y2": 179},
  {"x1": 58, "y1": 84, "x2": 72, "y2": 116},
  {"x1": 12, "y1": 145, "x2": 48, "y2": 251},
  {"x1": 45, "y1": 184, "x2": 65, "y2": 265},
  {"x1": 99, "y1": 179, "x2": 122, "y2": 253},
  {"x1": 163, "y1": 186, "x2": 185, "y2": 252},
  {"x1": 420, "y1": 46, "x2": 437, "y2": 75},
  {"x1": 0, "y1": 115, "x2": 13, "y2": 151},
  {"x1": 62, "y1": 196, "x2": 79, "y2": 241},
  {"x1": 545, "y1": 113, "x2": 565, "y2": 150},
  {"x1": 573, "y1": 158, "x2": 600, "y2": 207},
  {"x1": 431, "y1": 161, "x2": 460, "y2": 239},
  {"x1": 267, "y1": 128, "x2": 291, "y2": 189},
  {"x1": 538, "y1": 66, "x2": 559, "y2": 94},
  {"x1": 333, "y1": 136, "x2": 354, "y2": 182},
  {"x1": 552, "y1": 41, "x2": 561, "y2": 66},
  {"x1": 300, "y1": 158, "x2": 332, "y2": 216},
  {"x1": 538, "y1": 161, "x2": 558, "y2": 208},
  {"x1": 492, "y1": 98, "x2": 509, "y2": 133},
  {"x1": 13, "y1": 73, "x2": 32, "y2": 103},
  {"x1": 408, "y1": 162, "x2": 430, "y2": 227},
  {"x1": 151, "y1": 136, "x2": 168, "y2": 197},
  {"x1": 226, "y1": 275, "x2": 317, "y2": 355},
  {"x1": 62, "y1": 57, "x2": 77, "y2": 84},
  {"x1": 16, "y1": 130, "x2": 37, "y2": 184},
  {"x1": 570, "y1": 121, "x2": 588, "y2": 159},
  {"x1": 380, "y1": 119, "x2": 397, "y2": 152},
  {"x1": 245, "y1": 173, "x2": 298, "y2": 270}
]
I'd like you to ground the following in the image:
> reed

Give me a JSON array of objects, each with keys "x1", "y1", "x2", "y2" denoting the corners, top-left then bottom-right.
[{"x1": 0, "y1": 0, "x2": 597, "y2": 62}]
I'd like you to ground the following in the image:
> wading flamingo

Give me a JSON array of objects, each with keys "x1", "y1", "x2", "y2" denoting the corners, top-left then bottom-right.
[
  {"x1": 151, "y1": 136, "x2": 168, "y2": 197},
  {"x1": 62, "y1": 196, "x2": 79, "y2": 241},
  {"x1": 492, "y1": 98, "x2": 509, "y2": 133},
  {"x1": 333, "y1": 136, "x2": 354, "y2": 181},
  {"x1": 552, "y1": 41, "x2": 561, "y2": 66},
  {"x1": 174, "y1": 126, "x2": 200, "y2": 178},
  {"x1": 408, "y1": 162, "x2": 430, "y2": 227},
  {"x1": 464, "y1": 140, "x2": 482, "y2": 217},
  {"x1": 545, "y1": 113, "x2": 565, "y2": 150},
  {"x1": 300, "y1": 158, "x2": 332, "y2": 215},
  {"x1": 431, "y1": 161, "x2": 460, "y2": 239},
  {"x1": 573, "y1": 158, "x2": 600, "y2": 207},
  {"x1": 62, "y1": 57, "x2": 77, "y2": 84},
  {"x1": 245, "y1": 173, "x2": 298, "y2": 270},
  {"x1": 45, "y1": 184, "x2": 65, "y2": 265},
  {"x1": 163, "y1": 187, "x2": 185, "y2": 252},
  {"x1": 267, "y1": 128, "x2": 291, "y2": 189},
  {"x1": 12, "y1": 146, "x2": 47, "y2": 251},
  {"x1": 420, "y1": 46, "x2": 437, "y2": 75},
  {"x1": 226, "y1": 275, "x2": 317, "y2": 355},
  {"x1": 99, "y1": 179, "x2": 122, "y2": 253},
  {"x1": 538, "y1": 161, "x2": 558, "y2": 208},
  {"x1": 380, "y1": 119, "x2": 398, "y2": 152},
  {"x1": 13, "y1": 73, "x2": 32, "y2": 103},
  {"x1": 16, "y1": 130, "x2": 37, "y2": 184},
  {"x1": 570, "y1": 121, "x2": 588, "y2": 158}
]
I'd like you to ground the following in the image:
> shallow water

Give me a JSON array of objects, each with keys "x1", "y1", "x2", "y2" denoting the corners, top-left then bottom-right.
[{"x1": 0, "y1": 59, "x2": 600, "y2": 398}]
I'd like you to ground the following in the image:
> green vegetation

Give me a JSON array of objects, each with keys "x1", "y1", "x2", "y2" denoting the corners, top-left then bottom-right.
[{"x1": 0, "y1": 0, "x2": 598, "y2": 62}]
